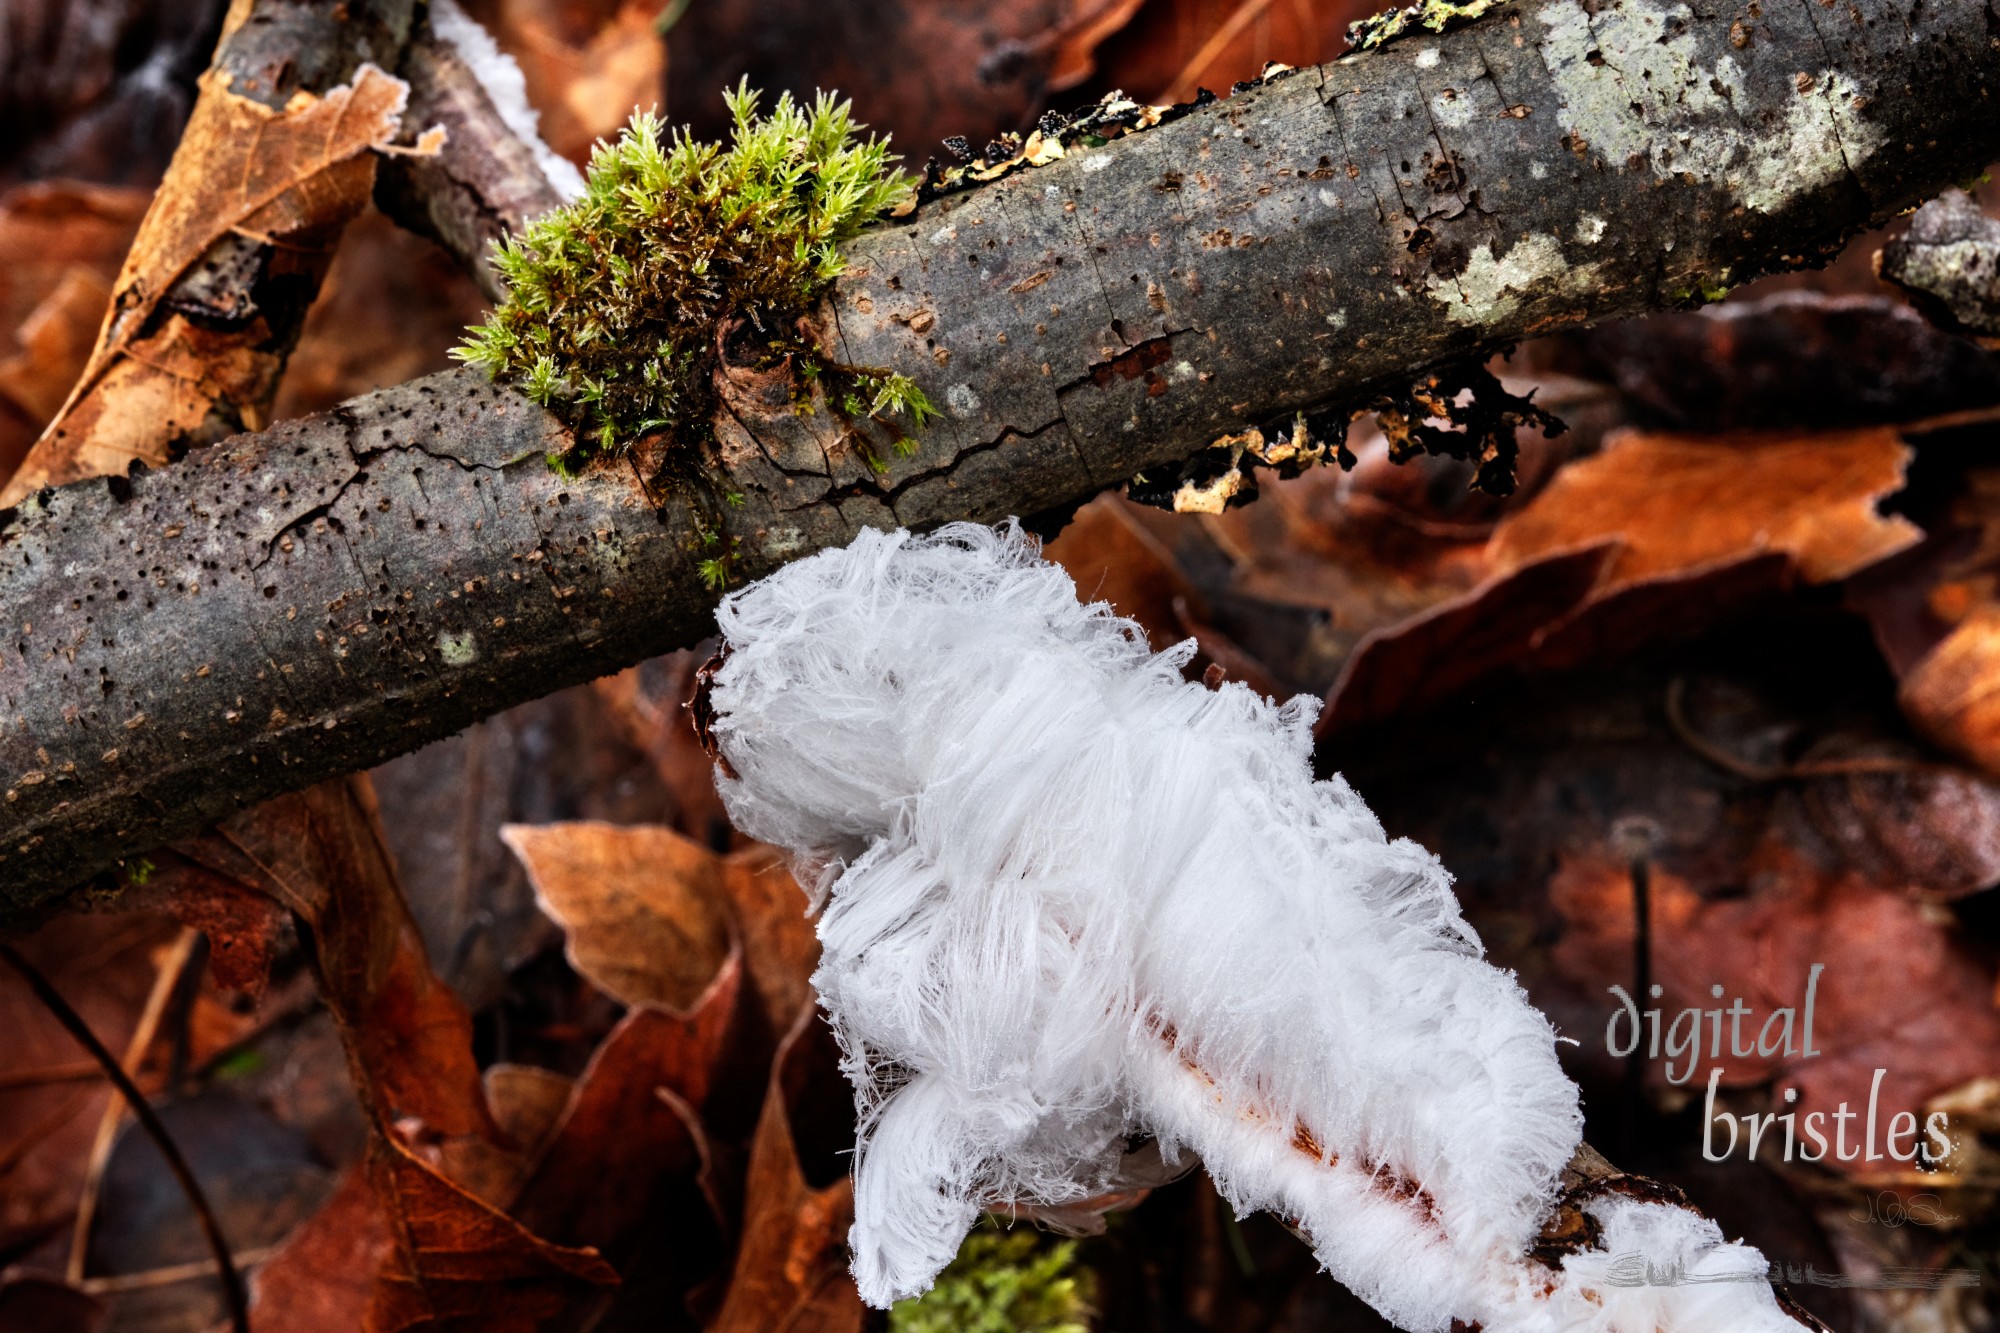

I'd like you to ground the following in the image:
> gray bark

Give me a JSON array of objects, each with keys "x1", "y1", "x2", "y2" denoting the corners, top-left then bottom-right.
[
  {"x1": 3, "y1": 0, "x2": 1998, "y2": 923},
  {"x1": 374, "y1": 13, "x2": 570, "y2": 304},
  {"x1": 1878, "y1": 188, "x2": 2000, "y2": 340}
]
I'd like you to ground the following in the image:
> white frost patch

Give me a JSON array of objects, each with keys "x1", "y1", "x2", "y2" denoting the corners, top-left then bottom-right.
[
  {"x1": 929, "y1": 225, "x2": 958, "y2": 245},
  {"x1": 431, "y1": 0, "x2": 586, "y2": 200},
  {"x1": 1576, "y1": 214, "x2": 1606, "y2": 244},
  {"x1": 1168, "y1": 359, "x2": 1199, "y2": 384},
  {"x1": 1428, "y1": 232, "x2": 1603, "y2": 326},
  {"x1": 1319, "y1": 187, "x2": 1339, "y2": 207},
  {"x1": 945, "y1": 383, "x2": 981, "y2": 418},
  {"x1": 1415, "y1": 46, "x2": 1442, "y2": 69},
  {"x1": 1326, "y1": 308, "x2": 1349, "y2": 329},
  {"x1": 1529, "y1": 158, "x2": 1549, "y2": 180},
  {"x1": 1535, "y1": 0, "x2": 1879, "y2": 215},
  {"x1": 1082, "y1": 152, "x2": 1115, "y2": 173},
  {"x1": 436, "y1": 629, "x2": 479, "y2": 667}
]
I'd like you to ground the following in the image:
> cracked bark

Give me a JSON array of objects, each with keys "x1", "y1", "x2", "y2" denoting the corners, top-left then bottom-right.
[{"x1": 1, "y1": 0, "x2": 1998, "y2": 922}]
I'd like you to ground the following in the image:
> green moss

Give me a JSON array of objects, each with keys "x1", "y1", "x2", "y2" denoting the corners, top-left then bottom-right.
[
  {"x1": 454, "y1": 83, "x2": 935, "y2": 472},
  {"x1": 888, "y1": 1228, "x2": 1093, "y2": 1333}
]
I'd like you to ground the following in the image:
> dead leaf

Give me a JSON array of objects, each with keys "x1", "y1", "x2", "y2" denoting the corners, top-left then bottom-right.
[
  {"x1": 2, "y1": 62, "x2": 411, "y2": 502},
  {"x1": 134, "y1": 853, "x2": 287, "y2": 1001},
  {"x1": 0, "y1": 182, "x2": 148, "y2": 483},
  {"x1": 1900, "y1": 602, "x2": 2000, "y2": 773},
  {"x1": 366, "y1": 1134, "x2": 619, "y2": 1333},
  {"x1": 706, "y1": 1004, "x2": 861, "y2": 1333},
  {"x1": 245, "y1": 1163, "x2": 388, "y2": 1332},
  {"x1": 502, "y1": 821, "x2": 735, "y2": 1013},
  {"x1": 1319, "y1": 543, "x2": 1614, "y2": 734},
  {"x1": 181, "y1": 778, "x2": 501, "y2": 1148},
  {"x1": 713, "y1": 845, "x2": 820, "y2": 1038},
  {"x1": 1568, "y1": 293, "x2": 2000, "y2": 434},
  {"x1": 510, "y1": 953, "x2": 741, "y2": 1253},
  {"x1": 1488, "y1": 428, "x2": 1922, "y2": 588},
  {"x1": 1048, "y1": 493, "x2": 1206, "y2": 651},
  {"x1": 463, "y1": 0, "x2": 662, "y2": 164}
]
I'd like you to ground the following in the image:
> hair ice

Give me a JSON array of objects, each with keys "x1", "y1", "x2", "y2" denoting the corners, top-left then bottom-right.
[{"x1": 708, "y1": 522, "x2": 1799, "y2": 1332}]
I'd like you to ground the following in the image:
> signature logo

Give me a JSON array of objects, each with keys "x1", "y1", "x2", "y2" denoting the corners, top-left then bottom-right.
[{"x1": 1851, "y1": 1191, "x2": 1959, "y2": 1228}]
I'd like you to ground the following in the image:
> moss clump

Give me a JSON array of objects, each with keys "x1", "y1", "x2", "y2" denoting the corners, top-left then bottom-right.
[
  {"x1": 454, "y1": 83, "x2": 934, "y2": 470},
  {"x1": 888, "y1": 1228, "x2": 1093, "y2": 1333}
]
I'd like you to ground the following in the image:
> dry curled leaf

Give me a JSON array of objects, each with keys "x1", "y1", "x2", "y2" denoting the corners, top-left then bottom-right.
[
  {"x1": 503, "y1": 820, "x2": 818, "y2": 1037},
  {"x1": 3, "y1": 62, "x2": 412, "y2": 502}
]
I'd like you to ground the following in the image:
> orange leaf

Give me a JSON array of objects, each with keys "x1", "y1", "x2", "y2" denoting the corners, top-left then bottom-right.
[
  {"x1": 502, "y1": 821, "x2": 737, "y2": 1013},
  {"x1": 1488, "y1": 428, "x2": 1921, "y2": 589},
  {"x1": 2, "y1": 63, "x2": 411, "y2": 501},
  {"x1": 1899, "y1": 603, "x2": 2000, "y2": 773}
]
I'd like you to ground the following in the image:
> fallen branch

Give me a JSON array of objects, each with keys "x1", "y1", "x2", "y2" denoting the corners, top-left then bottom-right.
[{"x1": 1, "y1": 0, "x2": 1997, "y2": 921}]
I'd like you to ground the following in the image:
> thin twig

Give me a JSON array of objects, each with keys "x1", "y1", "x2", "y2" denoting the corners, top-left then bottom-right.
[
  {"x1": 69, "y1": 926, "x2": 202, "y2": 1284},
  {"x1": 0, "y1": 1060, "x2": 102, "y2": 1091},
  {"x1": 1664, "y1": 677, "x2": 1948, "y2": 782},
  {"x1": 1162, "y1": 0, "x2": 1279, "y2": 104},
  {"x1": 78, "y1": 1246, "x2": 277, "y2": 1297},
  {"x1": 0, "y1": 942, "x2": 249, "y2": 1333}
]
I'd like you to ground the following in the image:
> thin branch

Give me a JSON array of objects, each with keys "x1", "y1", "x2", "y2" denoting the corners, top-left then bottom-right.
[
  {"x1": 1161, "y1": 0, "x2": 1280, "y2": 104},
  {"x1": 1664, "y1": 677, "x2": 1946, "y2": 783},
  {"x1": 0, "y1": 942, "x2": 249, "y2": 1333},
  {"x1": 68, "y1": 926, "x2": 203, "y2": 1284}
]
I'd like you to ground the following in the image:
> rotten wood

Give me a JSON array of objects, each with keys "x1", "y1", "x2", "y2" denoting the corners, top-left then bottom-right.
[{"x1": 2, "y1": 0, "x2": 1998, "y2": 922}]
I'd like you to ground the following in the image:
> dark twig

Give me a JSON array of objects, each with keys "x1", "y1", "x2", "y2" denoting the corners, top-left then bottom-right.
[
  {"x1": 1665, "y1": 677, "x2": 1946, "y2": 782},
  {"x1": 0, "y1": 942, "x2": 250, "y2": 1333}
]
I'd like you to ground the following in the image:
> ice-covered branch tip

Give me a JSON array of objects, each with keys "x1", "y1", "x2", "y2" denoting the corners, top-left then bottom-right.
[
  {"x1": 452, "y1": 82, "x2": 933, "y2": 471},
  {"x1": 704, "y1": 523, "x2": 1806, "y2": 1332}
]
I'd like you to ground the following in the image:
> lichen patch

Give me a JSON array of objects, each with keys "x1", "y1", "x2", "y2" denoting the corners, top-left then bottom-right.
[
  {"x1": 1533, "y1": 0, "x2": 1880, "y2": 216},
  {"x1": 1426, "y1": 233, "x2": 1603, "y2": 325}
]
